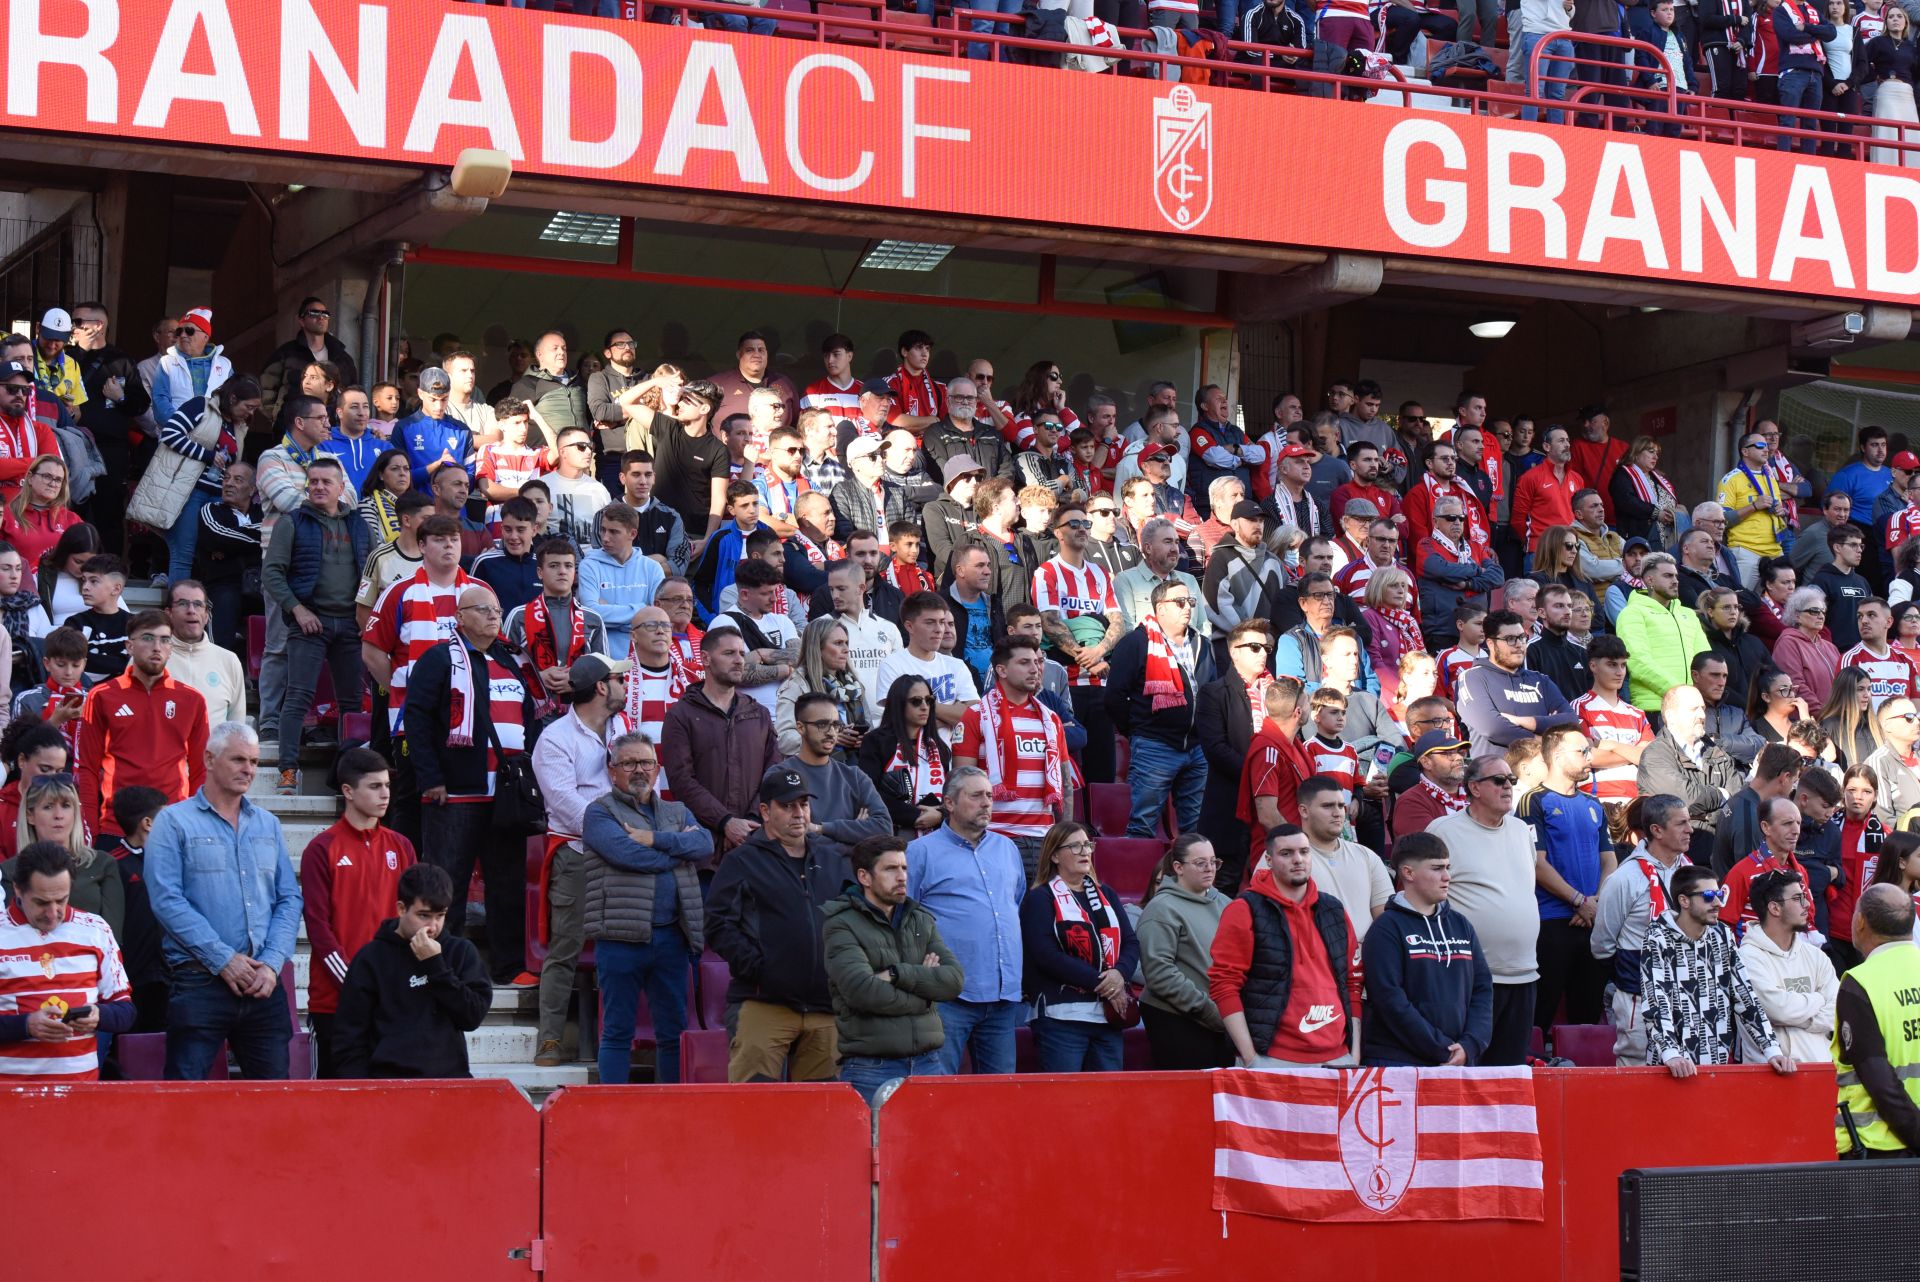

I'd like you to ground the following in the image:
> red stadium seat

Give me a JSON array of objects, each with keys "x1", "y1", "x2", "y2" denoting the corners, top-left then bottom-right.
[
  {"x1": 1095, "y1": 837, "x2": 1164, "y2": 903},
  {"x1": 696, "y1": 951, "x2": 731, "y2": 1031},
  {"x1": 246, "y1": 614, "x2": 265, "y2": 682},
  {"x1": 1551, "y1": 1023, "x2": 1615, "y2": 1067},
  {"x1": 1087, "y1": 782, "x2": 1133, "y2": 838},
  {"x1": 679, "y1": 1028, "x2": 732, "y2": 1083}
]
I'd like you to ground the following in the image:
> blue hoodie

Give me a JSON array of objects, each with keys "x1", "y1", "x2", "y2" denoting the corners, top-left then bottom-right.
[
  {"x1": 578, "y1": 546, "x2": 666, "y2": 652},
  {"x1": 1360, "y1": 894, "x2": 1493, "y2": 1066},
  {"x1": 397, "y1": 410, "x2": 474, "y2": 490}
]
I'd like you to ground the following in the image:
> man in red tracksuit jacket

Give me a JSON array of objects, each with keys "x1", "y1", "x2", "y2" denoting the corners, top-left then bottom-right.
[
  {"x1": 75, "y1": 611, "x2": 208, "y2": 839},
  {"x1": 300, "y1": 747, "x2": 415, "y2": 1077}
]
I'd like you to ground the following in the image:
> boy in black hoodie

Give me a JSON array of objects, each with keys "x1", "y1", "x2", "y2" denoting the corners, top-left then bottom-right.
[
  {"x1": 1361, "y1": 832, "x2": 1493, "y2": 1066},
  {"x1": 333, "y1": 863, "x2": 493, "y2": 1079}
]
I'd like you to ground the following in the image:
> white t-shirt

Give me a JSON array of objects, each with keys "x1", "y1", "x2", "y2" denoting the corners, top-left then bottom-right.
[
  {"x1": 838, "y1": 609, "x2": 904, "y2": 712},
  {"x1": 1426, "y1": 809, "x2": 1543, "y2": 984},
  {"x1": 712, "y1": 608, "x2": 800, "y2": 714},
  {"x1": 546, "y1": 471, "x2": 612, "y2": 551},
  {"x1": 1309, "y1": 838, "x2": 1393, "y2": 961},
  {"x1": 874, "y1": 648, "x2": 980, "y2": 745}
]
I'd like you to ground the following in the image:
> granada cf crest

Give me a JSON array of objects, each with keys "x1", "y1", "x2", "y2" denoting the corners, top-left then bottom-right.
[
  {"x1": 1337, "y1": 1067, "x2": 1418, "y2": 1214},
  {"x1": 1153, "y1": 86, "x2": 1213, "y2": 231}
]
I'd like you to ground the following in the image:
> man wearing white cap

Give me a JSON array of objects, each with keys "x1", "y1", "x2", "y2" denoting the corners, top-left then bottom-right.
[{"x1": 33, "y1": 308, "x2": 86, "y2": 415}]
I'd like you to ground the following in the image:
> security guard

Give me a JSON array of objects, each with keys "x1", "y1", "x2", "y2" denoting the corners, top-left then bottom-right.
[{"x1": 1835, "y1": 884, "x2": 1920, "y2": 1157}]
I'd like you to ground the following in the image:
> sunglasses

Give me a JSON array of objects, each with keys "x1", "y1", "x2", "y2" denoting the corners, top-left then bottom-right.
[
  {"x1": 302, "y1": 309, "x2": 331, "y2": 319},
  {"x1": 173, "y1": 328, "x2": 197, "y2": 337},
  {"x1": 1059, "y1": 519, "x2": 1092, "y2": 531},
  {"x1": 903, "y1": 696, "x2": 933, "y2": 708},
  {"x1": 1473, "y1": 774, "x2": 1518, "y2": 787},
  {"x1": 1088, "y1": 507, "x2": 1116, "y2": 516},
  {"x1": 25, "y1": 772, "x2": 75, "y2": 791}
]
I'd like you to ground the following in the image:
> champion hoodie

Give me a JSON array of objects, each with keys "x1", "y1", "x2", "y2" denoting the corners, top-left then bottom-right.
[{"x1": 1360, "y1": 893, "x2": 1494, "y2": 1066}]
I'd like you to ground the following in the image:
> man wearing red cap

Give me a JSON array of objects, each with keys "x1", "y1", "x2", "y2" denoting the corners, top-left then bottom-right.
[
  {"x1": 151, "y1": 307, "x2": 230, "y2": 427},
  {"x1": 1253, "y1": 440, "x2": 1326, "y2": 540},
  {"x1": 1885, "y1": 456, "x2": 1920, "y2": 559}
]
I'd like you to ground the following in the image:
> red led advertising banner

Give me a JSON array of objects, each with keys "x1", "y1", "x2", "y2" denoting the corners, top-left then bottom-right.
[{"x1": 4, "y1": 0, "x2": 1917, "y2": 304}]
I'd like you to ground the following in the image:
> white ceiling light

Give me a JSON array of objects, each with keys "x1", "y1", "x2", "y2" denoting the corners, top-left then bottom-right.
[
  {"x1": 538, "y1": 211, "x2": 621, "y2": 247},
  {"x1": 859, "y1": 240, "x2": 954, "y2": 271},
  {"x1": 1469, "y1": 319, "x2": 1516, "y2": 339}
]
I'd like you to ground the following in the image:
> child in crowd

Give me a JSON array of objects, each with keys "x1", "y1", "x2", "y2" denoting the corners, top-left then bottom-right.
[
  {"x1": 15, "y1": 625, "x2": 92, "y2": 762},
  {"x1": 62, "y1": 554, "x2": 131, "y2": 679},
  {"x1": 1307, "y1": 685, "x2": 1361, "y2": 795},
  {"x1": 884, "y1": 520, "x2": 938, "y2": 597},
  {"x1": 105, "y1": 785, "x2": 171, "y2": 1036},
  {"x1": 477, "y1": 400, "x2": 554, "y2": 504}
]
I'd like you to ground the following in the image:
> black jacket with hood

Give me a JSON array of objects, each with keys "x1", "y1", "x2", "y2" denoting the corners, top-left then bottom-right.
[
  {"x1": 707, "y1": 829, "x2": 852, "y2": 1014},
  {"x1": 333, "y1": 919, "x2": 493, "y2": 1079}
]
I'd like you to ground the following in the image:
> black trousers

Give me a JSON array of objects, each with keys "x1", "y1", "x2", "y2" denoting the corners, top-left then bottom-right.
[
  {"x1": 1070, "y1": 685, "x2": 1116, "y2": 785},
  {"x1": 1484, "y1": 981, "x2": 1538, "y2": 1066},
  {"x1": 311, "y1": 1012, "x2": 338, "y2": 1079},
  {"x1": 1535, "y1": 918, "x2": 1608, "y2": 1030},
  {"x1": 1143, "y1": 1003, "x2": 1234, "y2": 1070},
  {"x1": 423, "y1": 797, "x2": 527, "y2": 984}
]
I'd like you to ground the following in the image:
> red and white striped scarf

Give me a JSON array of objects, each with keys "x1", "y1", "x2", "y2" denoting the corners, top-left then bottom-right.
[
  {"x1": 977, "y1": 683, "x2": 1066, "y2": 807},
  {"x1": 792, "y1": 532, "x2": 844, "y2": 570},
  {"x1": 1275, "y1": 484, "x2": 1320, "y2": 537},
  {"x1": 524, "y1": 594, "x2": 586, "y2": 675},
  {"x1": 1142, "y1": 614, "x2": 1191, "y2": 711},
  {"x1": 446, "y1": 639, "x2": 482, "y2": 747},
  {"x1": 1417, "y1": 775, "x2": 1468, "y2": 817},
  {"x1": 1621, "y1": 464, "x2": 1674, "y2": 506},
  {"x1": 1379, "y1": 606, "x2": 1425, "y2": 658},
  {"x1": 670, "y1": 628, "x2": 703, "y2": 691},
  {"x1": 1245, "y1": 672, "x2": 1274, "y2": 724},
  {"x1": 1482, "y1": 451, "x2": 1506, "y2": 503},
  {"x1": 887, "y1": 730, "x2": 947, "y2": 799}
]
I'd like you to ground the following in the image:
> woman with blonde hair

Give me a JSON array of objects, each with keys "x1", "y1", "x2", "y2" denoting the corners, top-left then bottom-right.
[
  {"x1": 1020, "y1": 820, "x2": 1137, "y2": 1073},
  {"x1": 0, "y1": 454, "x2": 80, "y2": 577},
  {"x1": 1360, "y1": 567, "x2": 1425, "y2": 704},
  {"x1": 1819, "y1": 667, "x2": 1880, "y2": 768},
  {"x1": 1, "y1": 773, "x2": 122, "y2": 940},
  {"x1": 775, "y1": 615, "x2": 871, "y2": 758}
]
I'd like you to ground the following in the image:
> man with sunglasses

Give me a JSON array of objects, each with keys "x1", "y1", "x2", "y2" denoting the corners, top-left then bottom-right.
[
  {"x1": 1103, "y1": 578, "x2": 1217, "y2": 837},
  {"x1": 1717, "y1": 432, "x2": 1788, "y2": 589},
  {"x1": 260, "y1": 295, "x2": 358, "y2": 423},
  {"x1": 0, "y1": 360, "x2": 59, "y2": 506},
  {"x1": 1429, "y1": 754, "x2": 1542, "y2": 1065},
  {"x1": 1640, "y1": 863, "x2": 1793, "y2": 1078}
]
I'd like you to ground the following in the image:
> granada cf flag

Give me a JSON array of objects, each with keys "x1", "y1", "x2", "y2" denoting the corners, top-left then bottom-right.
[{"x1": 1212, "y1": 1066, "x2": 1544, "y2": 1222}]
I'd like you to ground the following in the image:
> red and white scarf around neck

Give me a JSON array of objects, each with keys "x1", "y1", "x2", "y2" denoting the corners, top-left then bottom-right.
[
  {"x1": 977, "y1": 683, "x2": 1067, "y2": 807},
  {"x1": 1143, "y1": 615, "x2": 1192, "y2": 711},
  {"x1": 525, "y1": 594, "x2": 586, "y2": 674},
  {"x1": 446, "y1": 640, "x2": 482, "y2": 747},
  {"x1": 887, "y1": 730, "x2": 947, "y2": 799},
  {"x1": 1049, "y1": 874, "x2": 1121, "y2": 971},
  {"x1": 1623, "y1": 464, "x2": 1674, "y2": 506}
]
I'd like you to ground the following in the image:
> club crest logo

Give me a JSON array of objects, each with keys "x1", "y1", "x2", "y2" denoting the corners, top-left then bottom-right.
[
  {"x1": 1337, "y1": 1067, "x2": 1418, "y2": 1213},
  {"x1": 1153, "y1": 86, "x2": 1213, "y2": 232}
]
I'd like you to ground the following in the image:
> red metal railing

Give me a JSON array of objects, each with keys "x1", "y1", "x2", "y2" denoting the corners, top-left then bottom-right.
[{"x1": 646, "y1": 0, "x2": 1919, "y2": 164}]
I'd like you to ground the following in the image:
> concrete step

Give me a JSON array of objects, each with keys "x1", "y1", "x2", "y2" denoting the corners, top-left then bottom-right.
[
  {"x1": 294, "y1": 970, "x2": 540, "y2": 1019},
  {"x1": 474, "y1": 1062, "x2": 594, "y2": 1101},
  {"x1": 467, "y1": 1024, "x2": 538, "y2": 1064}
]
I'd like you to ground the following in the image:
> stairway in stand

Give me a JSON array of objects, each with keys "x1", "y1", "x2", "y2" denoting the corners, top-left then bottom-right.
[{"x1": 250, "y1": 766, "x2": 594, "y2": 1100}]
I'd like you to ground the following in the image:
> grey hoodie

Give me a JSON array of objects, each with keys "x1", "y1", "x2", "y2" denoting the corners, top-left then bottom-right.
[{"x1": 1136, "y1": 875, "x2": 1231, "y2": 1027}]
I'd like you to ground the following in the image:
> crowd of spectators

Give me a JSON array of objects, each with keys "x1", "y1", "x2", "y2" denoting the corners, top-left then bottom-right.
[{"x1": 3, "y1": 295, "x2": 1920, "y2": 1154}]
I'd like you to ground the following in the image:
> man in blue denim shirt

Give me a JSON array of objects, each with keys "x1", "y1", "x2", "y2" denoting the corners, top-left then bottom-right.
[
  {"x1": 146, "y1": 721, "x2": 303, "y2": 1080},
  {"x1": 905, "y1": 768, "x2": 1026, "y2": 1076}
]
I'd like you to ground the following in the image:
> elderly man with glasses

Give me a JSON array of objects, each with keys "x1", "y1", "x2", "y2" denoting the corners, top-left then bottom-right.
[
  {"x1": 1104, "y1": 578, "x2": 1218, "y2": 836},
  {"x1": 1428, "y1": 753, "x2": 1544, "y2": 1065}
]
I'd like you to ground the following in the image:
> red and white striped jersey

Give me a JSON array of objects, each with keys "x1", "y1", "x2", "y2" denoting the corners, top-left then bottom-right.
[
  {"x1": 884, "y1": 559, "x2": 938, "y2": 598},
  {"x1": 1889, "y1": 505, "x2": 1920, "y2": 552},
  {"x1": 0, "y1": 901, "x2": 130, "y2": 1081},
  {"x1": 801, "y1": 375, "x2": 861, "y2": 416},
  {"x1": 618, "y1": 661, "x2": 681, "y2": 799},
  {"x1": 477, "y1": 442, "x2": 549, "y2": 491},
  {"x1": 955, "y1": 696, "x2": 1062, "y2": 840},
  {"x1": 1840, "y1": 642, "x2": 1920, "y2": 708},
  {"x1": 1306, "y1": 735, "x2": 1360, "y2": 794},
  {"x1": 453, "y1": 647, "x2": 532, "y2": 800},
  {"x1": 1436, "y1": 645, "x2": 1478, "y2": 700},
  {"x1": 1571, "y1": 690, "x2": 1652, "y2": 803},
  {"x1": 362, "y1": 568, "x2": 476, "y2": 735},
  {"x1": 1031, "y1": 556, "x2": 1118, "y2": 687},
  {"x1": 1333, "y1": 554, "x2": 1397, "y2": 602},
  {"x1": 886, "y1": 367, "x2": 946, "y2": 421}
]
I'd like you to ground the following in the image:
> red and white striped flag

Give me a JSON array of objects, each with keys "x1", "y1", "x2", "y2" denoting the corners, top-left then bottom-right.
[{"x1": 1212, "y1": 1065, "x2": 1544, "y2": 1222}]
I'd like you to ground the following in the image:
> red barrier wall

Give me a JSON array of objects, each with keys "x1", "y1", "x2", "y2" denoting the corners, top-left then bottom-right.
[
  {"x1": 874, "y1": 1066, "x2": 1837, "y2": 1282},
  {"x1": 539, "y1": 1084, "x2": 871, "y2": 1281},
  {"x1": 0, "y1": 1081, "x2": 539, "y2": 1282}
]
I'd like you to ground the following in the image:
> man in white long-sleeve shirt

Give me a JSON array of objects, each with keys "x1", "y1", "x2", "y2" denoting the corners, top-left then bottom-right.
[
  {"x1": 1591, "y1": 792, "x2": 1691, "y2": 1066},
  {"x1": 1737, "y1": 867, "x2": 1840, "y2": 1064}
]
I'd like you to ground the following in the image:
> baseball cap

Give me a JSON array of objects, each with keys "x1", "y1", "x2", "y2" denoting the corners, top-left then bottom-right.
[
  {"x1": 1277, "y1": 442, "x2": 1315, "y2": 460},
  {"x1": 0, "y1": 360, "x2": 33, "y2": 385},
  {"x1": 759, "y1": 767, "x2": 815, "y2": 805},
  {"x1": 1342, "y1": 497, "x2": 1380, "y2": 521},
  {"x1": 861, "y1": 379, "x2": 896, "y2": 399},
  {"x1": 1230, "y1": 500, "x2": 1264, "y2": 522},
  {"x1": 941, "y1": 455, "x2": 984, "y2": 488},
  {"x1": 1622, "y1": 536, "x2": 1651, "y2": 553},
  {"x1": 1894, "y1": 451, "x2": 1920, "y2": 471},
  {"x1": 418, "y1": 367, "x2": 452, "y2": 396},
  {"x1": 178, "y1": 307, "x2": 213, "y2": 338},
  {"x1": 847, "y1": 434, "x2": 884, "y2": 461},
  {"x1": 1138, "y1": 443, "x2": 1175, "y2": 464},
  {"x1": 567, "y1": 652, "x2": 633, "y2": 695},
  {"x1": 38, "y1": 308, "x2": 72, "y2": 342},
  {"x1": 1413, "y1": 729, "x2": 1470, "y2": 758}
]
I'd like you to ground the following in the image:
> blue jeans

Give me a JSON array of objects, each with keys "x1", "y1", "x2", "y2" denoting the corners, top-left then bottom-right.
[
  {"x1": 1127, "y1": 736, "x2": 1207, "y2": 837},
  {"x1": 1032, "y1": 1015, "x2": 1123, "y2": 1072},
  {"x1": 167, "y1": 488, "x2": 215, "y2": 583},
  {"x1": 1519, "y1": 31, "x2": 1571, "y2": 125},
  {"x1": 704, "y1": 10, "x2": 777, "y2": 33},
  {"x1": 164, "y1": 966, "x2": 292, "y2": 1080},
  {"x1": 840, "y1": 1051, "x2": 946, "y2": 1105},
  {"x1": 968, "y1": 0, "x2": 1022, "y2": 58},
  {"x1": 596, "y1": 932, "x2": 692, "y2": 1084},
  {"x1": 1777, "y1": 67, "x2": 1821, "y2": 152},
  {"x1": 936, "y1": 998, "x2": 1022, "y2": 1074}
]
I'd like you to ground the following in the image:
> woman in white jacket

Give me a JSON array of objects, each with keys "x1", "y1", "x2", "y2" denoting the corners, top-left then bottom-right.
[{"x1": 1736, "y1": 866, "x2": 1841, "y2": 1064}]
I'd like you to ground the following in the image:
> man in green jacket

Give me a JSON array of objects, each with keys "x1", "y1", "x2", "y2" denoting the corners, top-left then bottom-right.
[
  {"x1": 822, "y1": 834, "x2": 965, "y2": 1104},
  {"x1": 1615, "y1": 552, "x2": 1710, "y2": 713}
]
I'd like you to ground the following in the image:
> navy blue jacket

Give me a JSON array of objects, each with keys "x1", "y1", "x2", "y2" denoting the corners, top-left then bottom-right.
[
  {"x1": 1772, "y1": 2, "x2": 1835, "y2": 72},
  {"x1": 1019, "y1": 880, "x2": 1140, "y2": 1016},
  {"x1": 1360, "y1": 895, "x2": 1493, "y2": 1066},
  {"x1": 396, "y1": 410, "x2": 474, "y2": 491},
  {"x1": 1453, "y1": 658, "x2": 1579, "y2": 756},
  {"x1": 469, "y1": 546, "x2": 540, "y2": 615}
]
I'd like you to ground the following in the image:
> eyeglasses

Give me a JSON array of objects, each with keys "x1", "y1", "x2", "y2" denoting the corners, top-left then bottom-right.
[
  {"x1": 170, "y1": 599, "x2": 209, "y2": 611},
  {"x1": 634, "y1": 620, "x2": 672, "y2": 632},
  {"x1": 458, "y1": 605, "x2": 503, "y2": 619},
  {"x1": 656, "y1": 595, "x2": 694, "y2": 606},
  {"x1": 798, "y1": 718, "x2": 844, "y2": 730},
  {"x1": 1690, "y1": 889, "x2": 1725, "y2": 904},
  {"x1": 1492, "y1": 633, "x2": 1527, "y2": 645},
  {"x1": 1233, "y1": 641, "x2": 1272, "y2": 652},
  {"x1": 172, "y1": 328, "x2": 197, "y2": 337},
  {"x1": 1056, "y1": 840, "x2": 1094, "y2": 854},
  {"x1": 132, "y1": 632, "x2": 175, "y2": 646},
  {"x1": 1436, "y1": 513, "x2": 1465, "y2": 522},
  {"x1": 301, "y1": 309, "x2": 331, "y2": 319},
  {"x1": 609, "y1": 340, "x2": 637, "y2": 349},
  {"x1": 948, "y1": 394, "x2": 979, "y2": 404},
  {"x1": 611, "y1": 758, "x2": 657, "y2": 772},
  {"x1": 1891, "y1": 712, "x2": 1920, "y2": 723},
  {"x1": 1303, "y1": 591, "x2": 1336, "y2": 602},
  {"x1": 1177, "y1": 857, "x2": 1220, "y2": 870},
  {"x1": 563, "y1": 441, "x2": 593, "y2": 451},
  {"x1": 1162, "y1": 597, "x2": 1196, "y2": 609},
  {"x1": 1089, "y1": 507, "x2": 1116, "y2": 516},
  {"x1": 1800, "y1": 607, "x2": 1826, "y2": 615}
]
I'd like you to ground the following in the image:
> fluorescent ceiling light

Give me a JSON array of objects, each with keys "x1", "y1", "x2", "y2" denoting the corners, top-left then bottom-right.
[
  {"x1": 1469, "y1": 319, "x2": 1516, "y2": 339},
  {"x1": 538, "y1": 211, "x2": 621, "y2": 247},
  {"x1": 859, "y1": 240, "x2": 954, "y2": 271}
]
